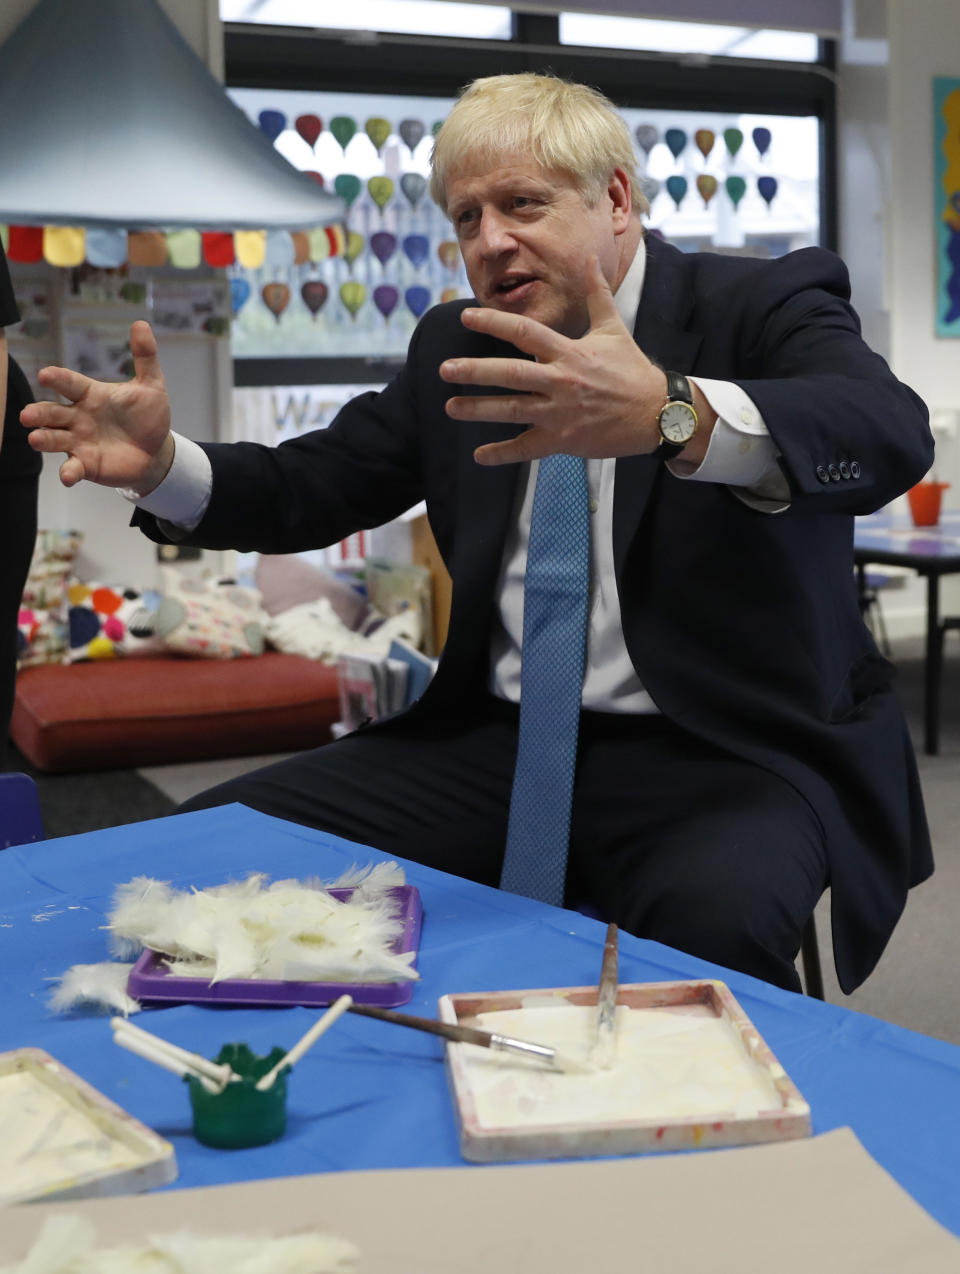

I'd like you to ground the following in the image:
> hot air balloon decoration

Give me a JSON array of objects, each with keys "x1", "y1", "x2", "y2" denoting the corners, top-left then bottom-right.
[
  {"x1": 374, "y1": 284, "x2": 400, "y2": 321},
  {"x1": 340, "y1": 281, "x2": 366, "y2": 319},
  {"x1": 301, "y1": 280, "x2": 329, "y2": 319},
  {"x1": 261, "y1": 282, "x2": 290, "y2": 323},
  {"x1": 330, "y1": 115, "x2": 357, "y2": 153},
  {"x1": 295, "y1": 114, "x2": 323, "y2": 149}
]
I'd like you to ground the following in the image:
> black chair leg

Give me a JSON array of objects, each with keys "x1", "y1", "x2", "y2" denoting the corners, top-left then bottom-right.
[{"x1": 801, "y1": 914, "x2": 825, "y2": 1000}]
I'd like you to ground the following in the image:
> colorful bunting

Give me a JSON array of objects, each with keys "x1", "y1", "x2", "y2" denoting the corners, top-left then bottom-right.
[
  {"x1": 165, "y1": 229, "x2": 201, "y2": 269},
  {"x1": 86, "y1": 228, "x2": 128, "y2": 269},
  {"x1": 7, "y1": 226, "x2": 43, "y2": 263},
  {"x1": 129, "y1": 232, "x2": 169, "y2": 267},
  {"x1": 43, "y1": 227, "x2": 86, "y2": 267},
  {"x1": 233, "y1": 230, "x2": 266, "y2": 270},
  {"x1": 264, "y1": 230, "x2": 295, "y2": 268}
]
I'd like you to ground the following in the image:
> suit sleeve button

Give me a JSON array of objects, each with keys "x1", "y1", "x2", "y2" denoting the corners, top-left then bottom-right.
[
  {"x1": 816, "y1": 465, "x2": 830, "y2": 483},
  {"x1": 839, "y1": 460, "x2": 851, "y2": 479},
  {"x1": 850, "y1": 460, "x2": 861, "y2": 478},
  {"x1": 828, "y1": 463, "x2": 841, "y2": 481}
]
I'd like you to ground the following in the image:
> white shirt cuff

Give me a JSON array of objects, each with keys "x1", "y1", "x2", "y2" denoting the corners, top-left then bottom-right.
[
  {"x1": 118, "y1": 432, "x2": 213, "y2": 532},
  {"x1": 671, "y1": 377, "x2": 790, "y2": 511}
]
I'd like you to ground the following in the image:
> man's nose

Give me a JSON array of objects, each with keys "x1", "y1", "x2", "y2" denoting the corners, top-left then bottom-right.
[{"x1": 477, "y1": 209, "x2": 516, "y2": 257}]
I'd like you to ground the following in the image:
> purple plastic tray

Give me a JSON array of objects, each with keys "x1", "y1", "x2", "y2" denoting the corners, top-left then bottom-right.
[{"x1": 126, "y1": 885, "x2": 423, "y2": 1008}]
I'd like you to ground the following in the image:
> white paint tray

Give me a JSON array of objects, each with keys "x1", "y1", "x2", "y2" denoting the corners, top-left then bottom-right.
[
  {"x1": 440, "y1": 980, "x2": 811, "y2": 1162},
  {"x1": 0, "y1": 1048, "x2": 177, "y2": 1205}
]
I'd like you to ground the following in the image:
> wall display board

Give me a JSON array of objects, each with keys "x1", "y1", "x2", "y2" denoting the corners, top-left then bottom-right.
[
  {"x1": 934, "y1": 77, "x2": 960, "y2": 337},
  {"x1": 226, "y1": 87, "x2": 820, "y2": 369}
]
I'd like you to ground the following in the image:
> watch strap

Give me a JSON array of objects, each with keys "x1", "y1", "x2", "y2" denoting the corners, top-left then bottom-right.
[
  {"x1": 656, "y1": 435, "x2": 686, "y2": 459},
  {"x1": 664, "y1": 369, "x2": 693, "y2": 405}
]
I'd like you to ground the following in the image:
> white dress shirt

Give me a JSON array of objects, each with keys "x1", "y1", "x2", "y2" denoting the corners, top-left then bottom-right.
[{"x1": 131, "y1": 235, "x2": 788, "y2": 713}]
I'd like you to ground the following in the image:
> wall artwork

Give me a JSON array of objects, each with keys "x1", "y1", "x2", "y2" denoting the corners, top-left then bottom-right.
[{"x1": 934, "y1": 77, "x2": 960, "y2": 337}]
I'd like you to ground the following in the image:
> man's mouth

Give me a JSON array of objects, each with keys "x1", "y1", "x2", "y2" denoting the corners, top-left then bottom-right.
[{"x1": 494, "y1": 275, "x2": 536, "y2": 298}]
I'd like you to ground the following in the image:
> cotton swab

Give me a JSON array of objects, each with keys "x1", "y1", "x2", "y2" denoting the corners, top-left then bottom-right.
[
  {"x1": 110, "y1": 1017, "x2": 236, "y2": 1089},
  {"x1": 255, "y1": 994, "x2": 354, "y2": 1090},
  {"x1": 112, "y1": 1027, "x2": 222, "y2": 1093}
]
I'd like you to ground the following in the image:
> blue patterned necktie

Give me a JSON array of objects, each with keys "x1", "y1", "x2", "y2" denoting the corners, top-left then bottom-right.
[{"x1": 499, "y1": 453, "x2": 590, "y2": 906}]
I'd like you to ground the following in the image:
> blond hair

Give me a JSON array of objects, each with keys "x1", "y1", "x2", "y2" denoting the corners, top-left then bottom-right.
[{"x1": 430, "y1": 73, "x2": 647, "y2": 216}]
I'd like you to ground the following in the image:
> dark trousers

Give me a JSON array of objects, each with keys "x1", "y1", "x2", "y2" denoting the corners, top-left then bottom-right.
[
  {"x1": 180, "y1": 697, "x2": 827, "y2": 992},
  {"x1": 0, "y1": 472, "x2": 38, "y2": 770}
]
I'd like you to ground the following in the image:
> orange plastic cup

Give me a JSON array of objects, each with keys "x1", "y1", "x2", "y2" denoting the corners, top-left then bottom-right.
[{"x1": 908, "y1": 481, "x2": 949, "y2": 527}]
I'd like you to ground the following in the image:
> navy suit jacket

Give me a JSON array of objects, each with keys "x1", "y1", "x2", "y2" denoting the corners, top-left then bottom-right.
[{"x1": 137, "y1": 235, "x2": 935, "y2": 991}]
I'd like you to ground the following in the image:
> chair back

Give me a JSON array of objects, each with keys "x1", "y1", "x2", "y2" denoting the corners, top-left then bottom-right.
[{"x1": 0, "y1": 772, "x2": 44, "y2": 849}]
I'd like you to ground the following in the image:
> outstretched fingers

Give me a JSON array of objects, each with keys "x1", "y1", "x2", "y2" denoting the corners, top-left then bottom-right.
[
  {"x1": 583, "y1": 254, "x2": 624, "y2": 331},
  {"x1": 129, "y1": 320, "x2": 166, "y2": 389},
  {"x1": 459, "y1": 306, "x2": 568, "y2": 360},
  {"x1": 57, "y1": 456, "x2": 87, "y2": 489},
  {"x1": 32, "y1": 364, "x2": 94, "y2": 406}
]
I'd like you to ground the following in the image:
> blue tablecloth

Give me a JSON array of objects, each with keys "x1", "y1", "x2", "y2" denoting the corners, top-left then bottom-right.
[{"x1": 2, "y1": 803, "x2": 959, "y2": 1234}]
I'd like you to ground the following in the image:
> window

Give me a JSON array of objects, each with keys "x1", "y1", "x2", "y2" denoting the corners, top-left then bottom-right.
[
  {"x1": 220, "y1": 0, "x2": 513, "y2": 40},
  {"x1": 223, "y1": 15, "x2": 833, "y2": 383},
  {"x1": 226, "y1": 88, "x2": 819, "y2": 369},
  {"x1": 558, "y1": 13, "x2": 820, "y2": 63}
]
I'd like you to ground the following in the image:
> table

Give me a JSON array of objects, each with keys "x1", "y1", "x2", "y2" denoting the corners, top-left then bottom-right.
[
  {"x1": 3, "y1": 803, "x2": 960, "y2": 1238},
  {"x1": 855, "y1": 509, "x2": 960, "y2": 753}
]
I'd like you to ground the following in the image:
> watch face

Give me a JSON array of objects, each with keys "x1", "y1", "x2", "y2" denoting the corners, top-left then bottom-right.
[{"x1": 660, "y1": 401, "x2": 697, "y2": 444}]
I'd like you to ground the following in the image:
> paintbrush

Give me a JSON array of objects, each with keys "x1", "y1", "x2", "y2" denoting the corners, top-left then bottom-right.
[
  {"x1": 346, "y1": 1002, "x2": 589, "y2": 1073},
  {"x1": 591, "y1": 922, "x2": 619, "y2": 1069}
]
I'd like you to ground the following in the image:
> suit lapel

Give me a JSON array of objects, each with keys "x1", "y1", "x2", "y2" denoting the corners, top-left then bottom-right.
[{"x1": 613, "y1": 236, "x2": 705, "y2": 586}]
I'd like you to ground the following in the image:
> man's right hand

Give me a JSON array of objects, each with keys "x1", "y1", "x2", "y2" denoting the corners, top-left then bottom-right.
[{"x1": 20, "y1": 319, "x2": 174, "y2": 494}]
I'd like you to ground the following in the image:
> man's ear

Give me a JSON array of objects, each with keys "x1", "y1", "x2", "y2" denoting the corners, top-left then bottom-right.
[{"x1": 608, "y1": 167, "x2": 632, "y2": 233}]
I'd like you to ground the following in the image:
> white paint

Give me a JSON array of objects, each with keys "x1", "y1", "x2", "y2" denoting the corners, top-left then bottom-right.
[
  {"x1": 461, "y1": 1004, "x2": 782, "y2": 1129},
  {"x1": 0, "y1": 1070, "x2": 142, "y2": 1202}
]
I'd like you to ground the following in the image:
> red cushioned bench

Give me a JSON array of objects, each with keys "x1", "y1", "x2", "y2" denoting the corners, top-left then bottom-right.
[{"x1": 11, "y1": 653, "x2": 341, "y2": 773}]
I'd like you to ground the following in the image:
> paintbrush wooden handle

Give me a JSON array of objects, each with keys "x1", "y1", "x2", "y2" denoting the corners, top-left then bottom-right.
[
  {"x1": 347, "y1": 1001, "x2": 496, "y2": 1048},
  {"x1": 348, "y1": 1001, "x2": 589, "y2": 1073},
  {"x1": 596, "y1": 922, "x2": 619, "y2": 1038}
]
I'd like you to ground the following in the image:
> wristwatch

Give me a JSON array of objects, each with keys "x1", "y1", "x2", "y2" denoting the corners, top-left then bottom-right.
[{"x1": 656, "y1": 371, "x2": 698, "y2": 459}]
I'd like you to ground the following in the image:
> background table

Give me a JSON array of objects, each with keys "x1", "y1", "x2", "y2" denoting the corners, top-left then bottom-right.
[
  {"x1": 855, "y1": 509, "x2": 960, "y2": 753},
  {"x1": 2, "y1": 803, "x2": 960, "y2": 1237}
]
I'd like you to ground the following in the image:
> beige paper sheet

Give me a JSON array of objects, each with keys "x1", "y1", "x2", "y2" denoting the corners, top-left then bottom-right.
[{"x1": 2, "y1": 1127, "x2": 957, "y2": 1273}]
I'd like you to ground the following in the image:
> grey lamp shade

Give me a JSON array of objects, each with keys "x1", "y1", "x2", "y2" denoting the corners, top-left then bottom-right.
[{"x1": 0, "y1": 0, "x2": 343, "y2": 231}]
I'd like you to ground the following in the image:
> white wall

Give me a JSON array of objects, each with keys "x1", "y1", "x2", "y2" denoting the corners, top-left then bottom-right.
[
  {"x1": 887, "y1": 0, "x2": 960, "y2": 444},
  {"x1": 835, "y1": 0, "x2": 960, "y2": 635}
]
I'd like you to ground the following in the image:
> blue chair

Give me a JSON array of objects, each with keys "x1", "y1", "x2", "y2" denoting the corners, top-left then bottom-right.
[{"x1": 0, "y1": 771, "x2": 44, "y2": 849}]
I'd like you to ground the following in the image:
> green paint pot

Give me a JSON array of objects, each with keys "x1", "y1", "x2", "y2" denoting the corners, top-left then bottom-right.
[{"x1": 187, "y1": 1043, "x2": 288, "y2": 1149}]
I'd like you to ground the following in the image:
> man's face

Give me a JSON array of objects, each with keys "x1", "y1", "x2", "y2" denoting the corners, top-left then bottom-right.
[{"x1": 445, "y1": 155, "x2": 631, "y2": 339}]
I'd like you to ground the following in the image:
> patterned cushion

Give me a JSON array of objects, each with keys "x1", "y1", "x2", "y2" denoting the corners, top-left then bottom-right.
[
  {"x1": 17, "y1": 604, "x2": 69, "y2": 669},
  {"x1": 153, "y1": 572, "x2": 267, "y2": 659},
  {"x1": 66, "y1": 580, "x2": 164, "y2": 662},
  {"x1": 17, "y1": 530, "x2": 84, "y2": 667}
]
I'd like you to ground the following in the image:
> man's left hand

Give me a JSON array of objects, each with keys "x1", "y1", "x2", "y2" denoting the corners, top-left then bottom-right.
[{"x1": 440, "y1": 256, "x2": 667, "y2": 465}]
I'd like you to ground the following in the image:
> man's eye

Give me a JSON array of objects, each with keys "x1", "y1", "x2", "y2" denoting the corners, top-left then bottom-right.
[{"x1": 456, "y1": 209, "x2": 479, "y2": 228}]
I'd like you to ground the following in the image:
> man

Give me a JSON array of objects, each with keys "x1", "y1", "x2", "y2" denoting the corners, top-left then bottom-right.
[{"x1": 22, "y1": 74, "x2": 933, "y2": 994}]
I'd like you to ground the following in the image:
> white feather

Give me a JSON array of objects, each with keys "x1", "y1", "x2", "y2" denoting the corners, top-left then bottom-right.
[
  {"x1": 97, "y1": 867, "x2": 418, "y2": 989},
  {"x1": 47, "y1": 963, "x2": 140, "y2": 1016},
  {"x1": 0, "y1": 1214, "x2": 98, "y2": 1274},
  {"x1": 3, "y1": 1221, "x2": 358, "y2": 1273}
]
